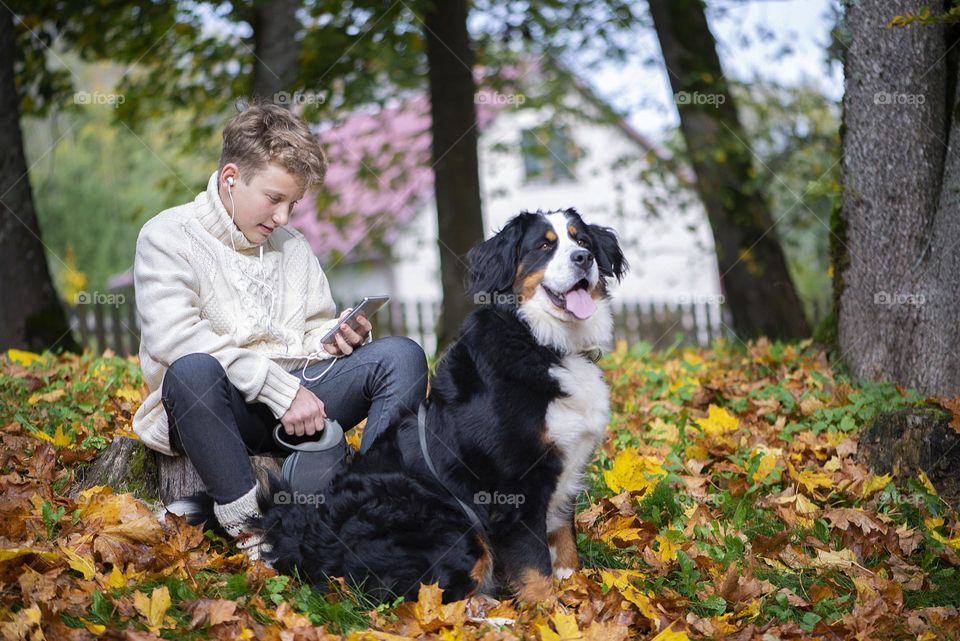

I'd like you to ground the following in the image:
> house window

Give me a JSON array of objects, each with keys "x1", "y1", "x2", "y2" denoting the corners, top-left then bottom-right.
[{"x1": 521, "y1": 125, "x2": 577, "y2": 183}]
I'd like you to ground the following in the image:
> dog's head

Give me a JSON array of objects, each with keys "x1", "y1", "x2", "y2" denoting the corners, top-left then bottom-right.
[{"x1": 467, "y1": 209, "x2": 627, "y2": 352}]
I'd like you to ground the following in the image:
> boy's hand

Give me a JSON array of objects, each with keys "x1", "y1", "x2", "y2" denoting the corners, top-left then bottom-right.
[
  {"x1": 280, "y1": 385, "x2": 327, "y2": 436},
  {"x1": 322, "y1": 309, "x2": 372, "y2": 356}
]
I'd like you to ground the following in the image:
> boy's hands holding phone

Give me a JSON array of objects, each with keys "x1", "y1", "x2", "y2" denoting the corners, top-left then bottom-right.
[
  {"x1": 322, "y1": 308, "x2": 372, "y2": 356},
  {"x1": 281, "y1": 304, "x2": 376, "y2": 435}
]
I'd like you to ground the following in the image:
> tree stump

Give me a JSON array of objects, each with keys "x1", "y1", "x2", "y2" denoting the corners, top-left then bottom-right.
[
  {"x1": 70, "y1": 435, "x2": 284, "y2": 506},
  {"x1": 857, "y1": 405, "x2": 960, "y2": 507}
]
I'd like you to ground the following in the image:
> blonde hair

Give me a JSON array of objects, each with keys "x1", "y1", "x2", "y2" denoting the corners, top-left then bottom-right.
[{"x1": 219, "y1": 101, "x2": 327, "y2": 189}]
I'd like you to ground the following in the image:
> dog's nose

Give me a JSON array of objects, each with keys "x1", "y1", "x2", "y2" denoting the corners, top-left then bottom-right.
[{"x1": 571, "y1": 249, "x2": 594, "y2": 268}]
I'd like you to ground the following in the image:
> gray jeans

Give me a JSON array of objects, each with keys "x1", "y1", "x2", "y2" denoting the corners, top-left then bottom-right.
[{"x1": 161, "y1": 336, "x2": 428, "y2": 503}]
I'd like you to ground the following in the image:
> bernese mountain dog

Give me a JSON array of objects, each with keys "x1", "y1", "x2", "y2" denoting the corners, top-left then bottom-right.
[{"x1": 174, "y1": 208, "x2": 627, "y2": 604}]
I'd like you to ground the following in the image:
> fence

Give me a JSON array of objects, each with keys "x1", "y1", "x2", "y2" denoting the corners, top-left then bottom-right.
[{"x1": 65, "y1": 293, "x2": 729, "y2": 358}]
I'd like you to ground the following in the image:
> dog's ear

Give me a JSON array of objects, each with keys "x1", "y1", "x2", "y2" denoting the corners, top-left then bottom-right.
[
  {"x1": 589, "y1": 224, "x2": 628, "y2": 282},
  {"x1": 466, "y1": 214, "x2": 528, "y2": 298}
]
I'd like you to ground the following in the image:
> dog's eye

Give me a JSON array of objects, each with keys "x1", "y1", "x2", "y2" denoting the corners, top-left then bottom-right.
[
  {"x1": 539, "y1": 241, "x2": 552, "y2": 250},
  {"x1": 577, "y1": 237, "x2": 589, "y2": 247}
]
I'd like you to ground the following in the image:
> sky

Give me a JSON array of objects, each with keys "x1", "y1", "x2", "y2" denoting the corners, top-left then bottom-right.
[{"x1": 583, "y1": 0, "x2": 843, "y2": 138}]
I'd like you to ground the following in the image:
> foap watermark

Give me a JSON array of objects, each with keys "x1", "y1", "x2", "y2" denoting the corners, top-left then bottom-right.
[
  {"x1": 274, "y1": 490, "x2": 326, "y2": 505},
  {"x1": 874, "y1": 291, "x2": 926, "y2": 307},
  {"x1": 74, "y1": 91, "x2": 125, "y2": 108},
  {"x1": 273, "y1": 91, "x2": 325, "y2": 107},
  {"x1": 675, "y1": 91, "x2": 725, "y2": 107},
  {"x1": 874, "y1": 91, "x2": 926, "y2": 106},
  {"x1": 75, "y1": 291, "x2": 125, "y2": 308},
  {"x1": 474, "y1": 491, "x2": 525, "y2": 508},
  {"x1": 474, "y1": 291, "x2": 525, "y2": 306},
  {"x1": 474, "y1": 91, "x2": 526, "y2": 106}
]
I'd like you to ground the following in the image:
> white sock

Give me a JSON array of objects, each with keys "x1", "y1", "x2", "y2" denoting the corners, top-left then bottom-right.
[{"x1": 213, "y1": 482, "x2": 262, "y2": 538}]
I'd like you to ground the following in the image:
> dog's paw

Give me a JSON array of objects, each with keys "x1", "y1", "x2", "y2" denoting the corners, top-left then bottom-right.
[{"x1": 554, "y1": 567, "x2": 574, "y2": 581}]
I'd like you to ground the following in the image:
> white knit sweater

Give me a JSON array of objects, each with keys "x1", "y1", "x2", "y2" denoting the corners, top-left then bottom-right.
[{"x1": 132, "y1": 170, "x2": 342, "y2": 456}]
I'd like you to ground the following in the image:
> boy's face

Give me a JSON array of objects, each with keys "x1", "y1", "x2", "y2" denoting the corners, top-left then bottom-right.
[{"x1": 218, "y1": 162, "x2": 305, "y2": 243}]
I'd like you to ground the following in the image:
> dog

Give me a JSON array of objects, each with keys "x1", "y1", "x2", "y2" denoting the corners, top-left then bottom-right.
[{"x1": 174, "y1": 208, "x2": 627, "y2": 604}]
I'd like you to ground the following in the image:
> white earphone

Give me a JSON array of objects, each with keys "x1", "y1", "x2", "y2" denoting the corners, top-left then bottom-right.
[
  {"x1": 224, "y1": 171, "x2": 339, "y2": 382},
  {"x1": 224, "y1": 173, "x2": 281, "y2": 342}
]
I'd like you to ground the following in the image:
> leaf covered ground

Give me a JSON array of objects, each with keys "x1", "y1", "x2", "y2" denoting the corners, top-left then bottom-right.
[{"x1": 1, "y1": 339, "x2": 959, "y2": 640}]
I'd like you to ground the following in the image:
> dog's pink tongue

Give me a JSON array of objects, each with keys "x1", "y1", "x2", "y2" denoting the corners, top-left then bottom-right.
[{"x1": 565, "y1": 288, "x2": 596, "y2": 320}]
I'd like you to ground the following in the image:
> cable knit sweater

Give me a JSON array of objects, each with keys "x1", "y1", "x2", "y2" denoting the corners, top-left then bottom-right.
[{"x1": 132, "y1": 170, "x2": 342, "y2": 456}]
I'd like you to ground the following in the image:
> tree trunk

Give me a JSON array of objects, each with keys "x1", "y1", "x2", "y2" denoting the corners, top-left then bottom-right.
[
  {"x1": 647, "y1": 0, "x2": 810, "y2": 341},
  {"x1": 249, "y1": 0, "x2": 300, "y2": 101},
  {"x1": 0, "y1": 11, "x2": 78, "y2": 353},
  {"x1": 424, "y1": 0, "x2": 486, "y2": 351},
  {"x1": 857, "y1": 406, "x2": 960, "y2": 508},
  {"x1": 839, "y1": 0, "x2": 960, "y2": 396},
  {"x1": 71, "y1": 436, "x2": 285, "y2": 506}
]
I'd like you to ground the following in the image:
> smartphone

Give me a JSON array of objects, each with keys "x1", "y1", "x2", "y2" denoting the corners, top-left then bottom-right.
[{"x1": 320, "y1": 296, "x2": 390, "y2": 344}]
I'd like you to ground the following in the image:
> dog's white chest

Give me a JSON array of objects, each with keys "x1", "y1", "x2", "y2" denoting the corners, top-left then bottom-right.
[{"x1": 544, "y1": 354, "x2": 609, "y2": 532}]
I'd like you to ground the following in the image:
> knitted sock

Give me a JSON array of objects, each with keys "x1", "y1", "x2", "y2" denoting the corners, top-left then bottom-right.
[
  {"x1": 213, "y1": 482, "x2": 273, "y2": 565},
  {"x1": 213, "y1": 482, "x2": 262, "y2": 537}
]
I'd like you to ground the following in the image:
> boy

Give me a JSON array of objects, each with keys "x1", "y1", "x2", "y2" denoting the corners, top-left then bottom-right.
[{"x1": 133, "y1": 102, "x2": 428, "y2": 561}]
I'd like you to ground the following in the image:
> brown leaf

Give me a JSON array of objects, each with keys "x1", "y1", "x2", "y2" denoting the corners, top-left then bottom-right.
[
  {"x1": 183, "y1": 599, "x2": 239, "y2": 629},
  {"x1": 823, "y1": 508, "x2": 885, "y2": 537}
]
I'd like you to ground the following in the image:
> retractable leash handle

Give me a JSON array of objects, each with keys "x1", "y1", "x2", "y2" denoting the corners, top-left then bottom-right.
[{"x1": 273, "y1": 419, "x2": 345, "y2": 452}]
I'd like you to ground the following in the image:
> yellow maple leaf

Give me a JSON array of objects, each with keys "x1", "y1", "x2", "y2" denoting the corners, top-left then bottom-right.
[
  {"x1": 750, "y1": 447, "x2": 781, "y2": 482},
  {"x1": 133, "y1": 586, "x2": 172, "y2": 633},
  {"x1": 101, "y1": 565, "x2": 128, "y2": 590},
  {"x1": 654, "y1": 530, "x2": 684, "y2": 562},
  {"x1": 603, "y1": 448, "x2": 666, "y2": 496},
  {"x1": 28, "y1": 388, "x2": 66, "y2": 404},
  {"x1": 668, "y1": 376, "x2": 701, "y2": 393},
  {"x1": 80, "y1": 618, "x2": 106, "y2": 634},
  {"x1": 684, "y1": 443, "x2": 709, "y2": 460},
  {"x1": 739, "y1": 599, "x2": 761, "y2": 619},
  {"x1": 918, "y1": 471, "x2": 938, "y2": 496},
  {"x1": 862, "y1": 473, "x2": 892, "y2": 499},
  {"x1": 695, "y1": 405, "x2": 739, "y2": 436},
  {"x1": 932, "y1": 531, "x2": 960, "y2": 549},
  {"x1": 0, "y1": 547, "x2": 59, "y2": 564},
  {"x1": 30, "y1": 424, "x2": 74, "y2": 448},
  {"x1": 114, "y1": 386, "x2": 142, "y2": 402},
  {"x1": 7, "y1": 348, "x2": 44, "y2": 366},
  {"x1": 59, "y1": 544, "x2": 97, "y2": 580},
  {"x1": 538, "y1": 611, "x2": 583, "y2": 641},
  {"x1": 650, "y1": 622, "x2": 689, "y2": 641},
  {"x1": 413, "y1": 583, "x2": 466, "y2": 631},
  {"x1": 793, "y1": 466, "x2": 833, "y2": 495},
  {"x1": 600, "y1": 570, "x2": 660, "y2": 622},
  {"x1": 647, "y1": 417, "x2": 679, "y2": 444}
]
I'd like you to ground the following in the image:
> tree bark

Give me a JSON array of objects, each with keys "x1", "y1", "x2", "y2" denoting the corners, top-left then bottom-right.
[
  {"x1": 424, "y1": 0, "x2": 486, "y2": 350},
  {"x1": 857, "y1": 406, "x2": 960, "y2": 507},
  {"x1": 840, "y1": 0, "x2": 960, "y2": 396},
  {"x1": 0, "y1": 11, "x2": 78, "y2": 353},
  {"x1": 647, "y1": 0, "x2": 810, "y2": 340},
  {"x1": 71, "y1": 436, "x2": 285, "y2": 506},
  {"x1": 249, "y1": 0, "x2": 300, "y2": 101}
]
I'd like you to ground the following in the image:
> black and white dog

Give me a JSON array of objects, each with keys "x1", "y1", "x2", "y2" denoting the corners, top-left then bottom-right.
[{"x1": 177, "y1": 208, "x2": 627, "y2": 603}]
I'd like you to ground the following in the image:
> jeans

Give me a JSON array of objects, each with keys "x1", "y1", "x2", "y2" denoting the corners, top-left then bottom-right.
[{"x1": 161, "y1": 336, "x2": 428, "y2": 504}]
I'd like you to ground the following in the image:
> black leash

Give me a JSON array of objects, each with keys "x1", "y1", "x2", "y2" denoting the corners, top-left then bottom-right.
[{"x1": 417, "y1": 403, "x2": 489, "y2": 539}]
